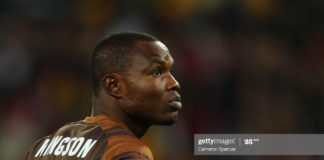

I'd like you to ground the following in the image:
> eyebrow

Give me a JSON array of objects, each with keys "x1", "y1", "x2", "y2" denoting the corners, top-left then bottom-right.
[
  {"x1": 151, "y1": 59, "x2": 165, "y2": 65},
  {"x1": 151, "y1": 59, "x2": 174, "y2": 68}
]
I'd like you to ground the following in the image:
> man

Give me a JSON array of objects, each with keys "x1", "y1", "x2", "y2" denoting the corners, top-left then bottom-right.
[{"x1": 25, "y1": 32, "x2": 182, "y2": 160}]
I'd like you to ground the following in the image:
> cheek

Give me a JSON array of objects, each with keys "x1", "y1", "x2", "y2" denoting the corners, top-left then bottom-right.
[
  {"x1": 144, "y1": 89, "x2": 164, "y2": 107},
  {"x1": 129, "y1": 80, "x2": 165, "y2": 109},
  {"x1": 140, "y1": 85, "x2": 164, "y2": 104}
]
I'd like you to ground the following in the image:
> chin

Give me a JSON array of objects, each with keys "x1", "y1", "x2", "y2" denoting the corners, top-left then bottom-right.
[
  {"x1": 149, "y1": 112, "x2": 179, "y2": 125},
  {"x1": 154, "y1": 119, "x2": 176, "y2": 125},
  {"x1": 156, "y1": 116, "x2": 178, "y2": 125},
  {"x1": 163, "y1": 119, "x2": 177, "y2": 125}
]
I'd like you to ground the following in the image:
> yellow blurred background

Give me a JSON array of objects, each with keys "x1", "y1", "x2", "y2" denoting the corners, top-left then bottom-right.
[{"x1": 0, "y1": 0, "x2": 323, "y2": 159}]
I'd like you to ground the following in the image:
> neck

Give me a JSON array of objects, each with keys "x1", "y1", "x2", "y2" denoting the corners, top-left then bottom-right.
[{"x1": 92, "y1": 96, "x2": 150, "y2": 138}]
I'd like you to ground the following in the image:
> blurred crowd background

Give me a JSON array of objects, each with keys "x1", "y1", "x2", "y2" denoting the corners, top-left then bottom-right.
[{"x1": 0, "y1": 0, "x2": 323, "y2": 160}]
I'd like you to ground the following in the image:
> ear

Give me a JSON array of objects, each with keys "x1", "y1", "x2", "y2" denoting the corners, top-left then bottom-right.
[{"x1": 102, "y1": 74, "x2": 123, "y2": 99}]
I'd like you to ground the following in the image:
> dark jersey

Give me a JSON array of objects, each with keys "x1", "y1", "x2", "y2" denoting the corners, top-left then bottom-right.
[{"x1": 25, "y1": 115, "x2": 154, "y2": 160}]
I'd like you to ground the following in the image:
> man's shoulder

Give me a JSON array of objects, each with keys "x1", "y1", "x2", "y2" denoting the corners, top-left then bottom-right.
[
  {"x1": 103, "y1": 134, "x2": 153, "y2": 160},
  {"x1": 83, "y1": 116, "x2": 153, "y2": 160}
]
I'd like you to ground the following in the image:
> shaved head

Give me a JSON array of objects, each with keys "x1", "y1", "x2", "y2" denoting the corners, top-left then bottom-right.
[{"x1": 91, "y1": 32, "x2": 158, "y2": 96}]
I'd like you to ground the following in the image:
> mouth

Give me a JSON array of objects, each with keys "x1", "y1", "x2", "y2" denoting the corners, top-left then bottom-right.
[{"x1": 167, "y1": 96, "x2": 182, "y2": 110}]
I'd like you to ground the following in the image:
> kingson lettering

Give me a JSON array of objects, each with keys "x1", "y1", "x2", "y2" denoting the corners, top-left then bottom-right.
[{"x1": 35, "y1": 136, "x2": 97, "y2": 158}]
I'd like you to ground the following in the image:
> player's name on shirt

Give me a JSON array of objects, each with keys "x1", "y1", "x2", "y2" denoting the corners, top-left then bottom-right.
[{"x1": 35, "y1": 136, "x2": 97, "y2": 158}]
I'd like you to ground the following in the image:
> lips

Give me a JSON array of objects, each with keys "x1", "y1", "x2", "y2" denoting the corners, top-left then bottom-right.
[{"x1": 167, "y1": 96, "x2": 182, "y2": 110}]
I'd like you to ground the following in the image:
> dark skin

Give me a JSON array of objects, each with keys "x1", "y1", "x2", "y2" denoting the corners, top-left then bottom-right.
[{"x1": 92, "y1": 40, "x2": 181, "y2": 138}]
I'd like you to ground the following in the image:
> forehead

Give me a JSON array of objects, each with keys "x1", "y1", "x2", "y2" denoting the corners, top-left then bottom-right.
[{"x1": 133, "y1": 40, "x2": 173, "y2": 63}]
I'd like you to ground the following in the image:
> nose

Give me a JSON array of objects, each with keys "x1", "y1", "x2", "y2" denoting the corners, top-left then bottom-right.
[{"x1": 166, "y1": 73, "x2": 181, "y2": 92}]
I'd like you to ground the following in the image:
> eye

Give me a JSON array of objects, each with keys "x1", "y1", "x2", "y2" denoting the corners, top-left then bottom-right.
[{"x1": 152, "y1": 68, "x2": 162, "y2": 77}]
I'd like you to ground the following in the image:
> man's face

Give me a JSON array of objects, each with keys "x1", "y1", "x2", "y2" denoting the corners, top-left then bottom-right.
[{"x1": 120, "y1": 40, "x2": 181, "y2": 126}]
